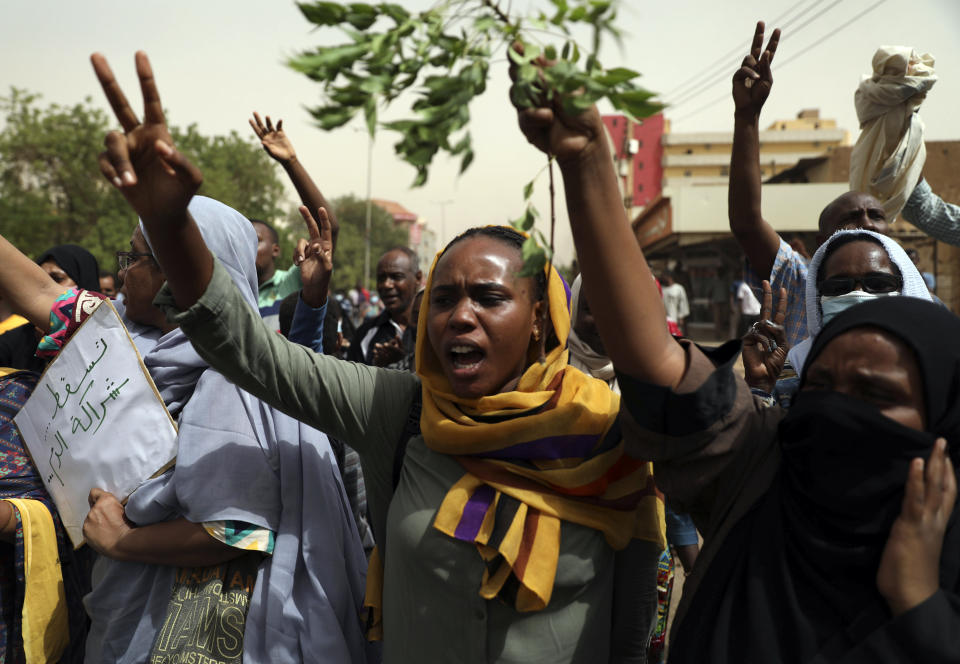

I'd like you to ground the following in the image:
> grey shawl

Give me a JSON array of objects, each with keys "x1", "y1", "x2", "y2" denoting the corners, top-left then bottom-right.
[{"x1": 83, "y1": 196, "x2": 372, "y2": 663}]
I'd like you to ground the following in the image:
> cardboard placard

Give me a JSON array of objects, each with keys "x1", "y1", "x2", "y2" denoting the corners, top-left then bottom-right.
[{"x1": 15, "y1": 299, "x2": 177, "y2": 547}]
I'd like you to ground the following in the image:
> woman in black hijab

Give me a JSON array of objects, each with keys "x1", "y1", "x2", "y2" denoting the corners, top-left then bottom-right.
[
  {"x1": 616, "y1": 296, "x2": 959, "y2": 663},
  {"x1": 34, "y1": 244, "x2": 101, "y2": 292},
  {"x1": 0, "y1": 244, "x2": 100, "y2": 371}
]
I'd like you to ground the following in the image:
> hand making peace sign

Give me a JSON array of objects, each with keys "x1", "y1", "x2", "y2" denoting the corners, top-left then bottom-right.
[
  {"x1": 294, "y1": 205, "x2": 334, "y2": 308},
  {"x1": 732, "y1": 21, "x2": 780, "y2": 117},
  {"x1": 91, "y1": 52, "x2": 203, "y2": 227}
]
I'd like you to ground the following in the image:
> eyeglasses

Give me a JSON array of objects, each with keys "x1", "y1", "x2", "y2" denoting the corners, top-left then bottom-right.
[
  {"x1": 116, "y1": 251, "x2": 155, "y2": 271},
  {"x1": 818, "y1": 274, "x2": 902, "y2": 297}
]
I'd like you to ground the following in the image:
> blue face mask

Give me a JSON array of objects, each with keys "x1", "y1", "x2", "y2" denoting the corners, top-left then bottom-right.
[{"x1": 819, "y1": 289, "x2": 901, "y2": 326}]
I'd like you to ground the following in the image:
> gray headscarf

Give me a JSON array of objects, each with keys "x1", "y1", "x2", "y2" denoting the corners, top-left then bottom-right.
[
  {"x1": 84, "y1": 196, "x2": 372, "y2": 663},
  {"x1": 787, "y1": 229, "x2": 932, "y2": 374},
  {"x1": 567, "y1": 275, "x2": 618, "y2": 392}
]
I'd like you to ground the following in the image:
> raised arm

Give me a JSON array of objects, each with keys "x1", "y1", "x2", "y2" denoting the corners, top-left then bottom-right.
[
  {"x1": 902, "y1": 178, "x2": 960, "y2": 246},
  {"x1": 0, "y1": 237, "x2": 69, "y2": 330},
  {"x1": 90, "y1": 51, "x2": 212, "y2": 310},
  {"x1": 729, "y1": 21, "x2": 782, "y2": 279},
  {"x1": 249, "y1": 112, "x2": 340, "y2": 246},
  {"x1": 89, "y1": 51, "x2": 418, "y2": 447},
  {"x1": 511, "y1": 52, "x2": 685, "y2": 387}
]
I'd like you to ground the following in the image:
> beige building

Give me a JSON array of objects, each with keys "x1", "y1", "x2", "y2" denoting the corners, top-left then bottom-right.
[{"x1": 661, "y1": 109, "x2": 850, "y2": 186}]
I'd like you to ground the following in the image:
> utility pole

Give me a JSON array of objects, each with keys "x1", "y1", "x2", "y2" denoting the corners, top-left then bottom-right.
[
  {"x1": 363, "y1": 133, "x2": 374, "y2": 291},
  {"x1": 433, "y1": 199, "x2": 454, "y2": 246}
]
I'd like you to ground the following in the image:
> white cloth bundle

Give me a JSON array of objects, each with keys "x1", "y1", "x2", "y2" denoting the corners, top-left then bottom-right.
[{"x1": 848, "y1": 46, "x2": 936, "y2": 221}]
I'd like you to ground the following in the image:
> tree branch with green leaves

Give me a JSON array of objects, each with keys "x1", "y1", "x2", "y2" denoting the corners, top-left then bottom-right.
[{"x1": 289, "y1": 0, "x2": 662, "y2": 274}]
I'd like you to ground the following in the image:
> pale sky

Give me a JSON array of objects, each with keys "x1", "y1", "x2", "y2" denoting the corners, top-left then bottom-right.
[{"x1": 2, "y1": 0, "x2": 958, "y2": 265}]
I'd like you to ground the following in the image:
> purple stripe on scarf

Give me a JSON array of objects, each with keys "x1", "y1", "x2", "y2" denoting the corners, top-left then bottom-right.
[
  {"x1": 559, "y1": 272, "x2": 571, "y2": 311},
  {"x1": 472, "y1": 433, "x2": 600, "y2": 460},
  {"x1": 454, "y1": 484, "x2": 496, "y2": 541}
]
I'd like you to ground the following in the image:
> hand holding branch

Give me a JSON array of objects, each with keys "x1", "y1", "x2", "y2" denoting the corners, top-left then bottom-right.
[{"x1": 509, "y1": 45, "x2": 605, "y2": 165}]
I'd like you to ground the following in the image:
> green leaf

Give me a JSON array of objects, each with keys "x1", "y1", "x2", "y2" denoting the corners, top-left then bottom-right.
[
  {"x1": 544, "y1": 45, "x2": 558, "y2": 61},
  {"x1": 508, "y1": 45, "x2": 528, "y2": 66},
  {"x1": 378, "y1": 2, "x2": 409, "y2": 22},
  {"x1": 459, "y1": 148, "x2": 474, "y2": 174},
  {"x1": 595, "y1": 67, "x2": 640, "y2": 86},
  {"x1": 308, "y1": 105, "x2": 358, "y2": 129},
  {"x1": 297, "y1": 1, "x2": 346, "y2": 26},
  {"x1": 523, "y1": 179, "x2": 534, "y2": 200},
  {"x1": 518, "y1": 238, "x2": 547, "y2": 277},
  {"x1": 520, "y1": 206, "x2": 536, "y2": 230},
  {"x1": 474, "y1": 15, "x2": 498, "y2": 32},
  {"x1": 345, "y1": 3, "x2": 379, "y2": 30},
  {"x1": 363, "y1": 97, "x2": 378, "y2": 136},
  {"x1": 529, "y1": 16, "x2": 548, "y2": 30},
  {"x1": 521, "y1": 235, "x2": 540, "y2": 258},
  {"x1": 610, "y1": 89, "x2": 664, "y2": 120},
  {"x1": 301, "y1": 43, "x2": 369, "y2": 70}
]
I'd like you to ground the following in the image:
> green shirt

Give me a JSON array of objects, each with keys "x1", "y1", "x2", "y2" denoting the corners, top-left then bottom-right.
[
  {"x1": 156, "y1": 258, "x2": 657, "y2": 664},
  {"x1": 256, "y1": 264, "x2": 302, "y2": 309}
]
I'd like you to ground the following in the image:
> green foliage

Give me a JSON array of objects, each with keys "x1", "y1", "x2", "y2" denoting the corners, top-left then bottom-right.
[
  {"x1": 325, "y1": 194, "x2": 409, "y2": 291},
  {"x1": 0, "y1": 89, "x2": 287, "y2": 273},
  {"x1": 170, "y1": 124, "x2": 287, "y2": 223},
  {"x1": 289, "y1": 0, "x2": 662, "y2": 274}
]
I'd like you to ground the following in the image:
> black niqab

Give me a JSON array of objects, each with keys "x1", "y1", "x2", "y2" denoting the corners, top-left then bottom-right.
[{"x1": 670, "y1": 298, "x2": 960, "y2": 663}]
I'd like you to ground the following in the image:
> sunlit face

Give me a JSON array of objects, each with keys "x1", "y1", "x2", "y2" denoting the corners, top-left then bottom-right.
[
  {"x1": 118, "y1": 228, "x2": 167, "y2": 330},
  {"x1": 426, "y1": 236, "x2": 541, "y2": 399},
  {"x1": 377, "y1": 250, "x2": 420, "y2": 319},
  {"x1": 803, "y1": 327, "x2": 925, "y2": 431},
  {"x1": 818, "y1": 192, "x2": 889, "y2": 242},
  {"x1": 39, "y1": 260, "x2": 76, "y2": 289}
]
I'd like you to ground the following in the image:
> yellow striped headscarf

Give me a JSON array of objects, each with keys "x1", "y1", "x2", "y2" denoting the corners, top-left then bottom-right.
[{"x1": 415, "y1": 229, "x2": 664, "y2": 611}]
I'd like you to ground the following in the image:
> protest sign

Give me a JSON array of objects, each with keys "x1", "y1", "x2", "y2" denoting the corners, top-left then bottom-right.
[{"x1": 15, "y1": 299, "x2": 178, "y2": 547}]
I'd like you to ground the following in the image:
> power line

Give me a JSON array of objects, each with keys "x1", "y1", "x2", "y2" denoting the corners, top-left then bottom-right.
[
  {"x1": 667, "y1": 0, "x2": 847, "y2": 110},
  {"x1": 671, "y1": 0, "x2": 888, "y2": 123},
  {"x1": 661, "y1": 0, "x2": 814, "y2": 100},
  {"x1": 774, "y1": 0, "x2": 887, "y2": 69}
]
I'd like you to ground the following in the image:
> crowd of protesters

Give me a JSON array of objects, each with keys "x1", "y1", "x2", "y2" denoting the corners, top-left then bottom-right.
[{"x1": 0, "y1": 18, "x2": 957, "y2": 664}]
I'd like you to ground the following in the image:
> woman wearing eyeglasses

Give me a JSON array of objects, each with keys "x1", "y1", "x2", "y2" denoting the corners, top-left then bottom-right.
[{"x1": 788, "y1": 230, "x2": 933, "y2": 376}]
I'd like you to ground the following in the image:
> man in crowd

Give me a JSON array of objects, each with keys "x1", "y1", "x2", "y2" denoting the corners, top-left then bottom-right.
[
  {"x1": 660, "y1": 271, "x2": 690, "y2": 335},
  {"x1": 348, "y1": 247, "x2": 422, "y2": 369},
  {"x1": 248, "y1": 112, "x2": 339, "y2": 332},
  {"x1": 252, "y1": 218, "x2": 302, "y2": 331}
]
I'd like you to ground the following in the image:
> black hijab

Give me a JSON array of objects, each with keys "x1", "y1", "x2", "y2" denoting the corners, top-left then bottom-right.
[
  {"x1": 35, "y1": 244, "x2": 100, "y2": 291},
  {"x1": 670, "y1": 298, "x2": 960, "y2": 663}
]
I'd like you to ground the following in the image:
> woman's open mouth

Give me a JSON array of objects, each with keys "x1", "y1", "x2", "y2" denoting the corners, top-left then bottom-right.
[{"x1": 450, "y1": 344, "x2": 485, "y2": 372}]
